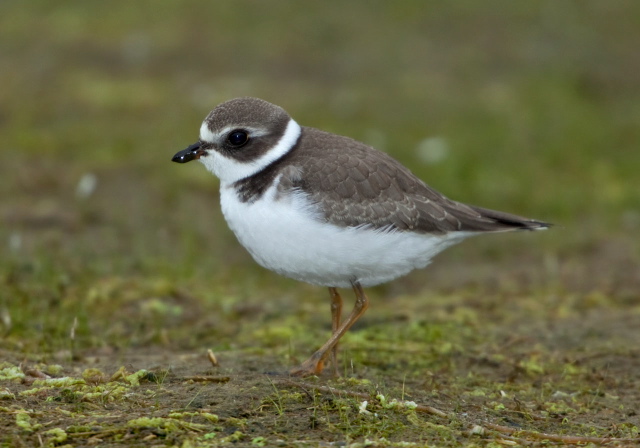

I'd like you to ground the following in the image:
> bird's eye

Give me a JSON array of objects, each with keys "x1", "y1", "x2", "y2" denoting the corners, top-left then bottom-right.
[{"x1": 227, "y1": 130, "x2": 249, "y2": 148}]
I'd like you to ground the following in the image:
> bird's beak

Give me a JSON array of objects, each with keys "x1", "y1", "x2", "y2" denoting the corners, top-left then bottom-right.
[{"x1": 172, "y1": 142, "x2": 207, "y2": 163}]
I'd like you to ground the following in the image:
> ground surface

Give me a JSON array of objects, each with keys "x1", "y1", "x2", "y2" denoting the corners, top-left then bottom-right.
[{"x1": 1, "y1": 1, "x2": 639, "y2": 447}]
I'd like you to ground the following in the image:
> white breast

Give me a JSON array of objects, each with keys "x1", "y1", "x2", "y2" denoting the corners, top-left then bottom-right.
[{"x1": 219, "y1": 179, "x2": 474, "y2": 288}]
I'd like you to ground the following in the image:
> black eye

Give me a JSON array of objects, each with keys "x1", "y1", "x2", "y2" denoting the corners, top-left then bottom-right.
[{"x1": 227, "y1": 130, "x2": 249, "y2": 148}]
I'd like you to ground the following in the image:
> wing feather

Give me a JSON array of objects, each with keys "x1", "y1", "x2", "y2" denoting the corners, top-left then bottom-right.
[{"x1": 278, "y1": 127, "x2": 549, "y2": 233}]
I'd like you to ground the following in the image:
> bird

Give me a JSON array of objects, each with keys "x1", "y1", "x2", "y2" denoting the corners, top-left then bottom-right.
[{"x1": 172, "y1": 97, "x2": 550, "y2": 377}]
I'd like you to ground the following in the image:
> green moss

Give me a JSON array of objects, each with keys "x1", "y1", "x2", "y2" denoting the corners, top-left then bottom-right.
[
  {"x1": 19, "y1": 386, "x2": 54, "y2": 397},
  {"x1": 16, "y1": 412, "x2": 41, "y2": 432},
  {"x1": 44, "y1": 428, "x2": 68, "y2": 445},
  {"x1": 0, "y1": 388, "x2": 15, "y2": 400},
  {"x1": 0, "y1": 364, "x2": 24, "y2": 381},
  {"x1": 81, "y1": 368, "x2": 106, "y2": 382},
  {"x1": 33, "y1": 377, "x2": 85, "y2": 388},
  {"x1": 221, "y1": 430, "x2": 246, "y2": 443},
  {"x1": 42, "y1": 364, "x2": 65, "y2": 376},
  {"x1": 127, "y1": 417, "x2": 168, "y2": 429},
  {"x1": 168, "y1": 411, "x2": 219, "y2": 423},
  {"x1": 125, "y1": 369, "x2": 149, "y2": 386}
]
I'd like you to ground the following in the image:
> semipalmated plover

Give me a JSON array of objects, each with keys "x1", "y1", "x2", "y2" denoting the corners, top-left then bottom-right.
[{"x1": 172, "y1": 97, "x2": 549, "y2": 376}]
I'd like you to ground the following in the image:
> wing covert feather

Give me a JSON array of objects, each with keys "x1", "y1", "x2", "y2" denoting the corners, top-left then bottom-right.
[{"x1": 278, "y1": 127, "x2": 547, "y2": 233}]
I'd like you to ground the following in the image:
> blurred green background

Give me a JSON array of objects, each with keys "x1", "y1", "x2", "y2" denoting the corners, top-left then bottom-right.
[{"x1": 1, "y1": 1, "x2": 639, "y2": 353}]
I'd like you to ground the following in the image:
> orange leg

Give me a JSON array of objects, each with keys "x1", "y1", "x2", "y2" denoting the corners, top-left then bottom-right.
[
  {"x1": 290, "y1": 282, "x2": 369, "y2": 377},
  {"x1": 329, "y1": 287, "x2": 343, "y2": 376}
]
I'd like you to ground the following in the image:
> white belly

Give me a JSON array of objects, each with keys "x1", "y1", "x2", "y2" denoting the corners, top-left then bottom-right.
[{"x1": 220, "y1": 182, "x2": 472, "y2": 288}]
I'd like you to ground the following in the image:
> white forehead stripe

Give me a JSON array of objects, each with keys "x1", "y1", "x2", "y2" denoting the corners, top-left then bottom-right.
[
  {"x1": 200, "y1": 123, "x2": 269, "y2": 142},
  {"x1": 199, "y1": 118, "x2": 301, "y2": 184},
  {"x1": 200, "y1": 121, "x2": 216, "y2": 142}
]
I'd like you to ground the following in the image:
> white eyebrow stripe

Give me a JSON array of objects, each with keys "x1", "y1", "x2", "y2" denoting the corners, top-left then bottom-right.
[{"x1": 199, "y1": 123, "x2": 269, "y2": 143}]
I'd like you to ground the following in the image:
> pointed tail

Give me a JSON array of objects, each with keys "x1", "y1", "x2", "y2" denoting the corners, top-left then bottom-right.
[{"x1": 467, "y1": 205, "x2": 551, "y2": 231}]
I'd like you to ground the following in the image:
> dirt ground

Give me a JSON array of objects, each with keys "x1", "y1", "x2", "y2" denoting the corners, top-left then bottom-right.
[{"x1": 2, "y1": 271, "x2": 639, "y2": 447}]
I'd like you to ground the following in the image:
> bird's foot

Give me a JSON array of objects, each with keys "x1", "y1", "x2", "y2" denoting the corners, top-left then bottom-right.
[{"x1": 289, "y1": 352, "x2": 326, "y2": 377}]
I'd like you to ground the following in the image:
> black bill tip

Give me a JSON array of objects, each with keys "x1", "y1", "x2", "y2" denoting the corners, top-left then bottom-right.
[{"x1": 172, "y1": 142, "x2": 204, "y2": 163}]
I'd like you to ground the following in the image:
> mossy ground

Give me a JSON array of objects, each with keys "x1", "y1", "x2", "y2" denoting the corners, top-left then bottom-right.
[{"x1": 1, "y1": 1, "x2": 639, "y2": 446}]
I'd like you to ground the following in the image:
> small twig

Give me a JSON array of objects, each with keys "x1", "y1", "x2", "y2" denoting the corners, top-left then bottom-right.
[
  {"x1": 491, "y1": 433, "x2": 534, "y2": 446},
  {"x1": 183, "y1": 375, "x2": 230, "y2": 383},
  {"x1": 67, "y1": 428, "x2": 122, "y2": 438},
  {"x1": 470, "y1": 426, "x2": 534, "y2": 447},
  {"x1": 207, "y1": 349, "x2": 218, "y2": 367},
  {"x1": 484, "y1": 422, "x2": 640, "y2": 444}
]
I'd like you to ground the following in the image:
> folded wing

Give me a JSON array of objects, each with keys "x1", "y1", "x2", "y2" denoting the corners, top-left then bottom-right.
[{"x1": 288, "y1": 129, "x2": 550, "y2": 234}]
